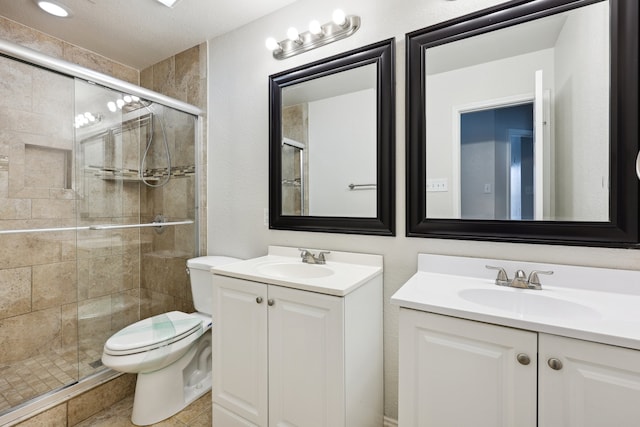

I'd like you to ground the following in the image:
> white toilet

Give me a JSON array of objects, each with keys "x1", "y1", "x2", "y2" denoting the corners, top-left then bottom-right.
[{"x1": 101, "y1": 255, "x2": 239, "y2": 426}]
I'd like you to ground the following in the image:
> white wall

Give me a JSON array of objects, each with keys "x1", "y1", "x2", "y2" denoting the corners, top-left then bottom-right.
[
  {"x1": 308, "y1": 88, "x2": 376, "y2": 217},
  {"x1": 554, "y1": 1, "x2": 609, "y2": 221},
  {"x1": 207, "y1": 0, "x2": 640, "y2": 420}
]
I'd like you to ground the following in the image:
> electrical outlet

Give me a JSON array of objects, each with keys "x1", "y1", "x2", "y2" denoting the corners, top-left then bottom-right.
[{"x1": 427, "y1": 178, "x2": 448, "y2": 192}]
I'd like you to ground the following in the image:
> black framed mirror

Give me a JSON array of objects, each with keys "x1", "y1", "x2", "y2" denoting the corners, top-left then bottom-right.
[
  {"x1": 406, "y1": 0, "x2": 638, "y2": 246},
  {"x1": 269, "y1": 38, "x2": 395, "y2": 235}
]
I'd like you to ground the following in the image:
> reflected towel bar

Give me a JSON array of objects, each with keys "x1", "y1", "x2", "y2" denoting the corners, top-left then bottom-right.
[
  {"x1": 0, "y1": 220, "x2": 193, "y2": 235},
  {"x1": 348, "y1": 183, "x2": 377, "y2": 190}
]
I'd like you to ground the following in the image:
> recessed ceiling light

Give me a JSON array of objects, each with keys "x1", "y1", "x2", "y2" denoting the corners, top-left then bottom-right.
[
  {"x1": 156, "y1": 0, "x2": 182, "y2": 8},
  {"x1": 35, "y1": 0, "x2": 72, "y2": 17}
]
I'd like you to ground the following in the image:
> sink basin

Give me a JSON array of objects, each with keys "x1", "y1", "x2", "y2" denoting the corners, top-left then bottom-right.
[
  {"x1": 256, "y1": 262, "x2": 334, "y2": 279},
  {"x1": 458, "y1": 288, "x2": 601, "y2": 319}
]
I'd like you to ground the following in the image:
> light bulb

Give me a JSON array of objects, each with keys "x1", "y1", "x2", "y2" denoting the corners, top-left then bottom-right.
[
  {"x1": 116, "y1": 99, "x2": 125, "y2": 109},
  {"x1": 332, "y1": 9, "x2": 346, "y2": 26},
  {"x1": 131, "y1": 95, "x2": 140, "y2": 102},
  {"x1": 123, "y1": 95, "x2": 132, "y2": 103},
  {"x1": 107, "y1": 101, "x2": 117, "y2": 112},
  {"x1": 309, "y1": 20, "x2": 322, "y2": 35},
  {"x1": 36, "y1": 1, "x2": 71, "y2": 17},
  {"x1": 265, "y1": 37, "x2": 280, "y2": 51},
  {"x1": 287, "y1": 27, "x2": 300, "y2": 42}
]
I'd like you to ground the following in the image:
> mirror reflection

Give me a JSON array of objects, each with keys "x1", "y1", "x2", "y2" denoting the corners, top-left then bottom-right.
[
  {"x1": 425, "y1": 1, "x2": 609, "y2": 221},
  {"x1": 269, "y1": 38, "x2": 395, "y2": 236},
  {"x1": 281, "y1": 64, "x2": 377, "y2": 217}
]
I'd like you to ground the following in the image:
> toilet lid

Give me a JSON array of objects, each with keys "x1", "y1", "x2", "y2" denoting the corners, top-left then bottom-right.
[{"x1": 104, "y1": 311, "x2": 202, "y2": 355}]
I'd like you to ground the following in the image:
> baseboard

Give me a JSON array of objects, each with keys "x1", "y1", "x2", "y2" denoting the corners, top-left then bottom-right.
[{"x1": 384, "y1": 415, "x2": 399, "y2": 427}]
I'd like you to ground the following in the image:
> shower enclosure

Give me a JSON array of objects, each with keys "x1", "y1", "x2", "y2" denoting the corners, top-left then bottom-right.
[
  {"x1": 0, "y1": 41, "x2": 200, "y2": 417},
  {"x1": 281, "y1": 138, "x2": 305, "y2": 215}
]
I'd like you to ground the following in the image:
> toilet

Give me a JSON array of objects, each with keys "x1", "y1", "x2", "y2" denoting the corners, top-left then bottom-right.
[{"x1": 101, "y1": 255, "x2": 240, "y2": 426}]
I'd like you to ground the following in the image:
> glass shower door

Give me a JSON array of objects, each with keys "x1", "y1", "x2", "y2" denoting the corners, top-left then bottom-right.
[
  {"x1": 73, "y1": 79, "x2": 199, "y2": 377},
  {"x1": 74, "y1": 80, "x2": 144, "y2": 378},
  {"x1": 0, "y1": 56, "x2": 79, "y2": 414}
]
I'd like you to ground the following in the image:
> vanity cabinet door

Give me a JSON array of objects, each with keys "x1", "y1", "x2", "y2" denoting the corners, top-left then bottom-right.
[
  {"x1": 539, "y1": 333, "x2": 640, "y2": 427},
  {"x1": 213, "y1": 276, "x2": 268, "y2": 427},
  {"x1": 398, "y1": 309, "x2": 537, "y2": 427},
  {"x1": 267, "y1": 285, "x2": 344, "y2": 427}
]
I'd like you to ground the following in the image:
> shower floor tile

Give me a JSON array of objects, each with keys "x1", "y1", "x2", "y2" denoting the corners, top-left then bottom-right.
[{"x1": 0, "y1": 346, "x2": 104, "y2": 414}]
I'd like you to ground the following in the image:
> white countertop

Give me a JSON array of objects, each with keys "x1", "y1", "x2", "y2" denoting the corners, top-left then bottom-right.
[
  {"x1": 391, "y1": 254, "x2": 640, "y2": 350},
  {"x1": 212, "y1": 246, "x2": 383, "y2": 297}
]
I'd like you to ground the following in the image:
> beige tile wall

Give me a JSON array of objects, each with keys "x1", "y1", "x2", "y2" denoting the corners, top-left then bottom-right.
[
  {"x1": 0, "y1": 17, "x2": 138, "y2": 85},
  {"x1": 139, "y1": 44, "x2": 207, "y2": 317}
]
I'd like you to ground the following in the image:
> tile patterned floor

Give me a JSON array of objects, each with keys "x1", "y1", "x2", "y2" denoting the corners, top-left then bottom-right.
[
  {"x1": 74, "y1": 391, "x2": 212, "y2": 427},
  {"x1": 0, "y1": 345, "x2": 104, "y2": 413}
]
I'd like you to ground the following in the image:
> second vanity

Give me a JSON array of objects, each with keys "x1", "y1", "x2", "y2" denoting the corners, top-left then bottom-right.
[
  {"x1": 210, "y1": 246, "x2": 383, "y2": 427},
  {"x1": 392, "y1": 254, "x2": 640, "y2": 427}
]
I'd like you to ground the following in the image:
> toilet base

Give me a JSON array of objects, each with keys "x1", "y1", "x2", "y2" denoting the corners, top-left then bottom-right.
[{"x1": 130, "y1": 329, "x2": 212, "y2": 426}]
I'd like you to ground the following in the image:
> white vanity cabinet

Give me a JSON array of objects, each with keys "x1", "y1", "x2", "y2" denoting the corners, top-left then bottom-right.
[
  {"x1": 212, "y1": 274, "x2": 383, "y2": 427},
  {"x1": 399, "y1": 309, "x2": 537, "y2": 427},
  {"x1": 399, "y1": 309, "x2": 640, "y2": 427},
  {"x1": 538, "y1": 333, "x2": 640, "y2": 426}
]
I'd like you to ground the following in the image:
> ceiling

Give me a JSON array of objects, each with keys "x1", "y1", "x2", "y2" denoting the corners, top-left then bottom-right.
[
  {"x1": 425, "y1": 12, "x2": 568, "y2": 75},
  {"x1": 0, "y1": 0, "x2": 298, "y2": 70}
]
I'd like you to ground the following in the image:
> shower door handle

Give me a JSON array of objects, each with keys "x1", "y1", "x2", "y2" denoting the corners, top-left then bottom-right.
[{"x1": 89, "y1": 220, "x2": 194, "y2": 230}]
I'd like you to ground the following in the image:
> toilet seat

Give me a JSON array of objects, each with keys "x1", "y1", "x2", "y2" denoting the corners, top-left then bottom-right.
[{"x1": 104, "y1": 311, "x2": 202, "y2": 356}]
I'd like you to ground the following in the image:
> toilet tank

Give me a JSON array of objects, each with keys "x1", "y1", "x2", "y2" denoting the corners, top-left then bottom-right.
[{"x1": 187, "y1": 256, "x2": 241, "y2": 315}]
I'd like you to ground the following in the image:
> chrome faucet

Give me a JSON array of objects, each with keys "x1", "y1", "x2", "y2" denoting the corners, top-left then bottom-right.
[
  {"x1": 486, "y1": 265, "x2": 553, "y2": 290},
  {"x1": 298, "y1": 248, "x2": 330, "y2": 264}
]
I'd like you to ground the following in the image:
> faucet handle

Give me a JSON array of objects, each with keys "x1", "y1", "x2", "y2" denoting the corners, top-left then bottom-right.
[
  {"x1": 486, "y1": 265, "x2": 509, "y2": 286},
  {"x1": 317, "y1": 251, "x2": 330, "y2": 262},
  {"x1": 298, "y1": 248, "x2": 311, "y2": 257},
  {"x1": 527, "y1": 270, "x2": 553, "y2": 288}
]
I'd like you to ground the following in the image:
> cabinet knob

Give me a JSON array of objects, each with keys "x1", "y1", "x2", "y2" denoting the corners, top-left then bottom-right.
[
  {"x1": 547, "y1": 358, "x2": 563, "y2": 370},
  {"x1": 256, "y1": 297, "x2": 263, "y2": 304},
  {"x1": 516, "y1": 353, "x2": 531, "y2": 365},
  {"x1": 267, "y1": 299, "x2": 275, "y2": 306}
]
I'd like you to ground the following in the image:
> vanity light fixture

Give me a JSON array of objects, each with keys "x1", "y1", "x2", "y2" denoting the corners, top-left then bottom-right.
[
  {"x1": 106, "y1": 95, "x2": 147, "y2": 113},
  {"x1": 74, "y1": 112, "x2": 102, "y2": 129},
  {"x1": 35, "y1": 0, "x2": 72, "y2": 17},
  {"x1": 265, "y1": 9, "x2": 361, "y2": 60}
]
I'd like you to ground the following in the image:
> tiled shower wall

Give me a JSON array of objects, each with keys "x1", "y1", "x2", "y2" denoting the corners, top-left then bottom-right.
[
  {"x1": 0, "y1": 15, "x2": 207, "y2": 422},
  {"x1": 139, "y1": 43, "x2": 207, "y2": 318}
]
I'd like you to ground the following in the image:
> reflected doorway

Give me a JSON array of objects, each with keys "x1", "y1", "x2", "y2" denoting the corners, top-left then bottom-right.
[{"x1": 460, "y1": 102, "x2": 534, "y2": 220}]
